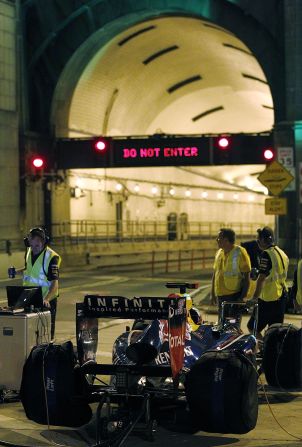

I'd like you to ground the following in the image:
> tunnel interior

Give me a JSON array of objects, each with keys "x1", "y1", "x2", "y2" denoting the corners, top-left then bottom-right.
[{"x1": 50, "y1": 15, "x2": 276, "y2": 229}]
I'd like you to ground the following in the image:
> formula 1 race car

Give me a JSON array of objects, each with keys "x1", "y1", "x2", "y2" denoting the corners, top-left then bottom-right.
[
  {"x1": 74, "y1": 282, "x2": 259, "y2": 442},
  {"x1": 21, "y1": 282, "x2": 262, "y2": 447},
  {"x1": 20, "y1": 282, "x2": 302, "y2": 447}
]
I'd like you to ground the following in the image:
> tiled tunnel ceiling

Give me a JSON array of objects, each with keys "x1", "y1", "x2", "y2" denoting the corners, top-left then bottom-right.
[{"x1": 67, "y1": 16, "x2": 274, "y2": 138}]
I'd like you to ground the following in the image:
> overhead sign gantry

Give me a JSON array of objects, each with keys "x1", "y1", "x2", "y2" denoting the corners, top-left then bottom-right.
[{"x1": 54, "y1": 133, "x2": 274, "y2": 170}]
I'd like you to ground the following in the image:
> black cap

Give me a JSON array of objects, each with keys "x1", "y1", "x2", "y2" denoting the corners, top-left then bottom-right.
[
  {"x1": 257, "y1": 226, "x2": 274, "y2": 241},
  {"x1": 29, "y1": 227, "x2": 46, "y2": 241}
]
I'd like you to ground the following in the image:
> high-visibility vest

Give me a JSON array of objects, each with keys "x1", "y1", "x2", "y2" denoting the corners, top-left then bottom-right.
[
  {"x1": 23, "y1": 247, "x2": 61, "y2": 300},
  {"x1": 296, "y1": 259, "x2": 302, "y2": 305},
  {"x1": 260, "y1": 246, "x2": 288, "y2": 302},
  {"x1": 214, "y1": 246, "x2": 245, "y2": 293}
]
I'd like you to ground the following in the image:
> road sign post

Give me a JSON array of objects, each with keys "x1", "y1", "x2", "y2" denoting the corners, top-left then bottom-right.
[
  {"x1": 277, "y1": 146, "x2": 295, "y2": 191},
  {"x1": 258, "y1": 160, "x2": 295, "y2": 197},
  {"x1": 265, "y1": 197, "x2": 287, "y2": 215}
]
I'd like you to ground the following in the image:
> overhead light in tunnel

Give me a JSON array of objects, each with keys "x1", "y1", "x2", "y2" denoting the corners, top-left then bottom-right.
[
  {"x1": 70, "y1": 185, "x2": 83, "y2": 199},
  {"x1": 143, "y1": 45, "x2": 179, "y2": 65},
  {"x1": 169, "y1": 187, "x2": 175, "y2": 196},
  {"x1": 244, "y1": 177, "x2": 254, "y2": 189},
  {"x1": 98, "y1": 179, "x2": 105, "y2": 191},
  {"x1": 75, "y1": 177, "x2": 84, "y2": 188},
  {"x1": 233, "y1": 193, "x2": 239, "y2": 200},
  {"x1": 116, "y1": 183, "x2": 123, "y2": 191},
  {"x1": 192, "y1": 106, "x2": 224, "y2": 122},
  {"x1": 118, "y1": 25, "x2": 156, "y2": 46},
  {"x1": 134, "y1": 184, "x2": 140, "y2": 193},
  {"x1": 248, "y1": 194, "x2": 255, "y2": 202},
  {"x1": 151, "y1": 186, "x2": 158, "y2": 195},
  {"x1": 201, "y1": 191, "x2": 208, "y2": 199},
  {"x1": 217, "y1": 192, "x2": 224, "y2": 200},
  {"x1": 185, "y1": 189, "x2": 192, "y2": 197},
  {"x1": 167, "y1": 75, "x2": 202, "y2": 94}
]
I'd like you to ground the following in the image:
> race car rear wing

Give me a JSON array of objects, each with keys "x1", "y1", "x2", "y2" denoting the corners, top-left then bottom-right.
[
  {"x1": 82, "y1": 295, "x2": 176, "y2": 319},
  {"x1": 76, "y1": 283, "x2": 197, "y2": 378},
  {"x1": 81, "y1": 281, "x2": 198, "y2": 319}
]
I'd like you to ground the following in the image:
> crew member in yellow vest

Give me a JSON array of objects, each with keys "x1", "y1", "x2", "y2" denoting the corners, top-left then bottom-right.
[
  {"x1": 290, "y1": 259, "x2": 302, "y2": 312},
  {"x1": 16, "y1": 227, "x2": 61, "y2": 340},
  {"x1": 211, "y1": 228, "x2": 251, "y2": 322},
  {"x1": 247, "y1": 226, "x2": 289, "y2": 339}
]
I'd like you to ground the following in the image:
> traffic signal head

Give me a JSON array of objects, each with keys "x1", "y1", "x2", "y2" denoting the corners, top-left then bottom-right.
[
  {"x1": 32, "y1": 157, "x2": 45, "y2": 169},
  {"x1": 213, "y1": 136, "x2": 232, "y2": 164},
  {"x1": 217, "y1": 137, "x2": 230, "y2": 149},
  {"x1": 212, "y1": 134, "x2": 274, "y2": 165},
  {"x1": 30, "y1": 155, "x2": 45, "y2": 179},
  {"x1": 263, "y1": 148, "x2": 274, "y2": 161},
  {"x1": 94, "y1": 138, "x2": 108, "y2": 152}
]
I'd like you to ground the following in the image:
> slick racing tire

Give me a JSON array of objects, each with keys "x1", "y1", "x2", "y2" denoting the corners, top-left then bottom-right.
[
  {"x1": 185, "y1": 350, "x2": 258, "y2": 434},
  {"x1": 262, "y1": 323, "x2": 301, "y2": 389}
]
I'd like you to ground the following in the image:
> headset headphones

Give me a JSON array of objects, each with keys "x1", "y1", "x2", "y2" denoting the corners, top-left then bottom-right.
[
  {"x1": 24, "y1": 227, "x2": 50, "y2": 247},
  {"x1": 257, "y1": 227, "x2": 274, "y2": 244}
]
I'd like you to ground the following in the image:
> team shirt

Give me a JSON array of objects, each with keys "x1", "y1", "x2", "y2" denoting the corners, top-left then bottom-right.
[
  {"x1": 258, "y1": 246, "x2": 273, "y2": 276},
  {"x1": 214, "y1": 246, "x2": 251, "y2": 296}
]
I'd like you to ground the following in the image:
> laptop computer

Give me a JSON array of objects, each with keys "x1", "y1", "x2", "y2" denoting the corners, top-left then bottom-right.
[{"x1": 6, "y1": 286, "x2": 43, "y2": 310}]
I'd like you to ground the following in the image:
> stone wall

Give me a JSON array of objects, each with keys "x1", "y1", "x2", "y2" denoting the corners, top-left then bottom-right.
[{"x1": 0, "y1": 0, "x2": 20, "y2": 240}]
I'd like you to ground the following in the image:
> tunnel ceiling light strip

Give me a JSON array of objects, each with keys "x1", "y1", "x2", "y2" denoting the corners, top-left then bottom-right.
[
  {"x1": 262, "y1": 104, "x2": 274, "y2": 109},
  {"x1": 203, "y1": 22, "x2": 235, "y2": 36},
  {"x1": 143, "y1": 45, "x2": 179, "y2": 65},
  {"x1": 242, "y1": 73, "x2": 268, "y2": 85},
  {"x1": 222, "y1": 43, "x2": 253, "y2": 56},
  {"x1": 118, "y1": 25, "x2": 156, "y2": 46},
  {"x1": 192, "y1": 106, "x2": 224, "y2": 122},
  {"x1": 167, "y1": 75, "x2": 202, "y2": 94},
  {"x1": 69, "y1": 171, "x2": 244, "y2": 192}
]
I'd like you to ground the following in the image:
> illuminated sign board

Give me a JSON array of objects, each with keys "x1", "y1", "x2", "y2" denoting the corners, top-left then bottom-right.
[
  {"x1": 55, "y1": 134, "x2": 273, "y2": 169},
  {"x1": 111, "y1": 137, "x2": 210, "y2": 167}
]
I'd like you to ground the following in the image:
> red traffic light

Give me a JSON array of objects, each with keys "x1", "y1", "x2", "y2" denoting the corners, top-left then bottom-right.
[
  {"x1": 263, "y1": 148, "x2": 274, "y2": 161},
  {"x1": 217, "y1": 137, "x2": 230, "y2": 149},
  {"x1": 94, "y1": 139, "x2": 107, "y2": 151},
  {"x1": 32, "y1": 157, "x2": 44, "y2": 168}
]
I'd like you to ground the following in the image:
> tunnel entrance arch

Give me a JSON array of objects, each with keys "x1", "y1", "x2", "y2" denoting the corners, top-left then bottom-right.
[
  {"x1": 22, "y1": 0, "x2": 282, "y2": 250},
  {"x1": 22, "y1": 0, "x2": 283, "y2": 134},
  {"x1": 50, "y1": 15, "x2": 276, "y2": 138}
]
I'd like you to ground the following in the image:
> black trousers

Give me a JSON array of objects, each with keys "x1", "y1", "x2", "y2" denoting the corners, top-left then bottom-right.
[
  {"x1": 247, "y1": 297, "x2": 285, "y2": 334},
  {"x1": 49, "y1": 298, "x2": 57, "y2": 340}
]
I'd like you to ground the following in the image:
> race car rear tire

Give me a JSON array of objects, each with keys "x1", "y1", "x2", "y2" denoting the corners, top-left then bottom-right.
[
  {"x1": 262, "y1": 323, "x2": 301, "y2": 388},
  {"x1": 20, "y1": 342, "x2": 92, "y2": 427},
  {"x1": 185, "y1": 350, "x2": 258, "y2": 434}
]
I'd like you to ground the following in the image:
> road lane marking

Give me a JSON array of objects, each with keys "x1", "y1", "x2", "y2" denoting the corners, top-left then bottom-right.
[{"x1": 61, "y1": 276, "x2": 130, "y2": 292}]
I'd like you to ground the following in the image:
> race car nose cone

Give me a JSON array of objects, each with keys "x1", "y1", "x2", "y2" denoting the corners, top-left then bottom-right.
[{"x1": 126, "y1": 342, "x2": 158, "y2": 364}]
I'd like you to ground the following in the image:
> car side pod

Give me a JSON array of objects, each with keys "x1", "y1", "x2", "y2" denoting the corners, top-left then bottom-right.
[{"x1": 185, "y1": 350, "x2": 258, "y2": 434}]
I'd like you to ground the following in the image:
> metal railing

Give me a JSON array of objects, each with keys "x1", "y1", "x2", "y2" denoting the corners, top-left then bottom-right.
[
  {"x1": 50, "y1": 219, "x2": 264, "y2": 246},
  {"x1": 0, "y1": 238, "x2": 23, "y2": 254},
  {"x1": 88, "y1": 247, "x2": 217, "y2": 274},
  {"x1": 0, "y1": 220, "x2": 265, "y2": 253}
]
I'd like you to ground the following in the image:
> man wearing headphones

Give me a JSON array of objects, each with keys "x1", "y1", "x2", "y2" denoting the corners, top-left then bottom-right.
[
  {"x1": 247, "y1": 226, "x2": 289, "y2": 339},
  {"x1": 14, "y1": 228, "x2": 61, "y2": 340}
]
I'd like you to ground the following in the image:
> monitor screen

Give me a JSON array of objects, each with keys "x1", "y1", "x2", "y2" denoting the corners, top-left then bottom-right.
[{"x1": 6, "y1": 286, "x2": 43, "y2": 310}]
